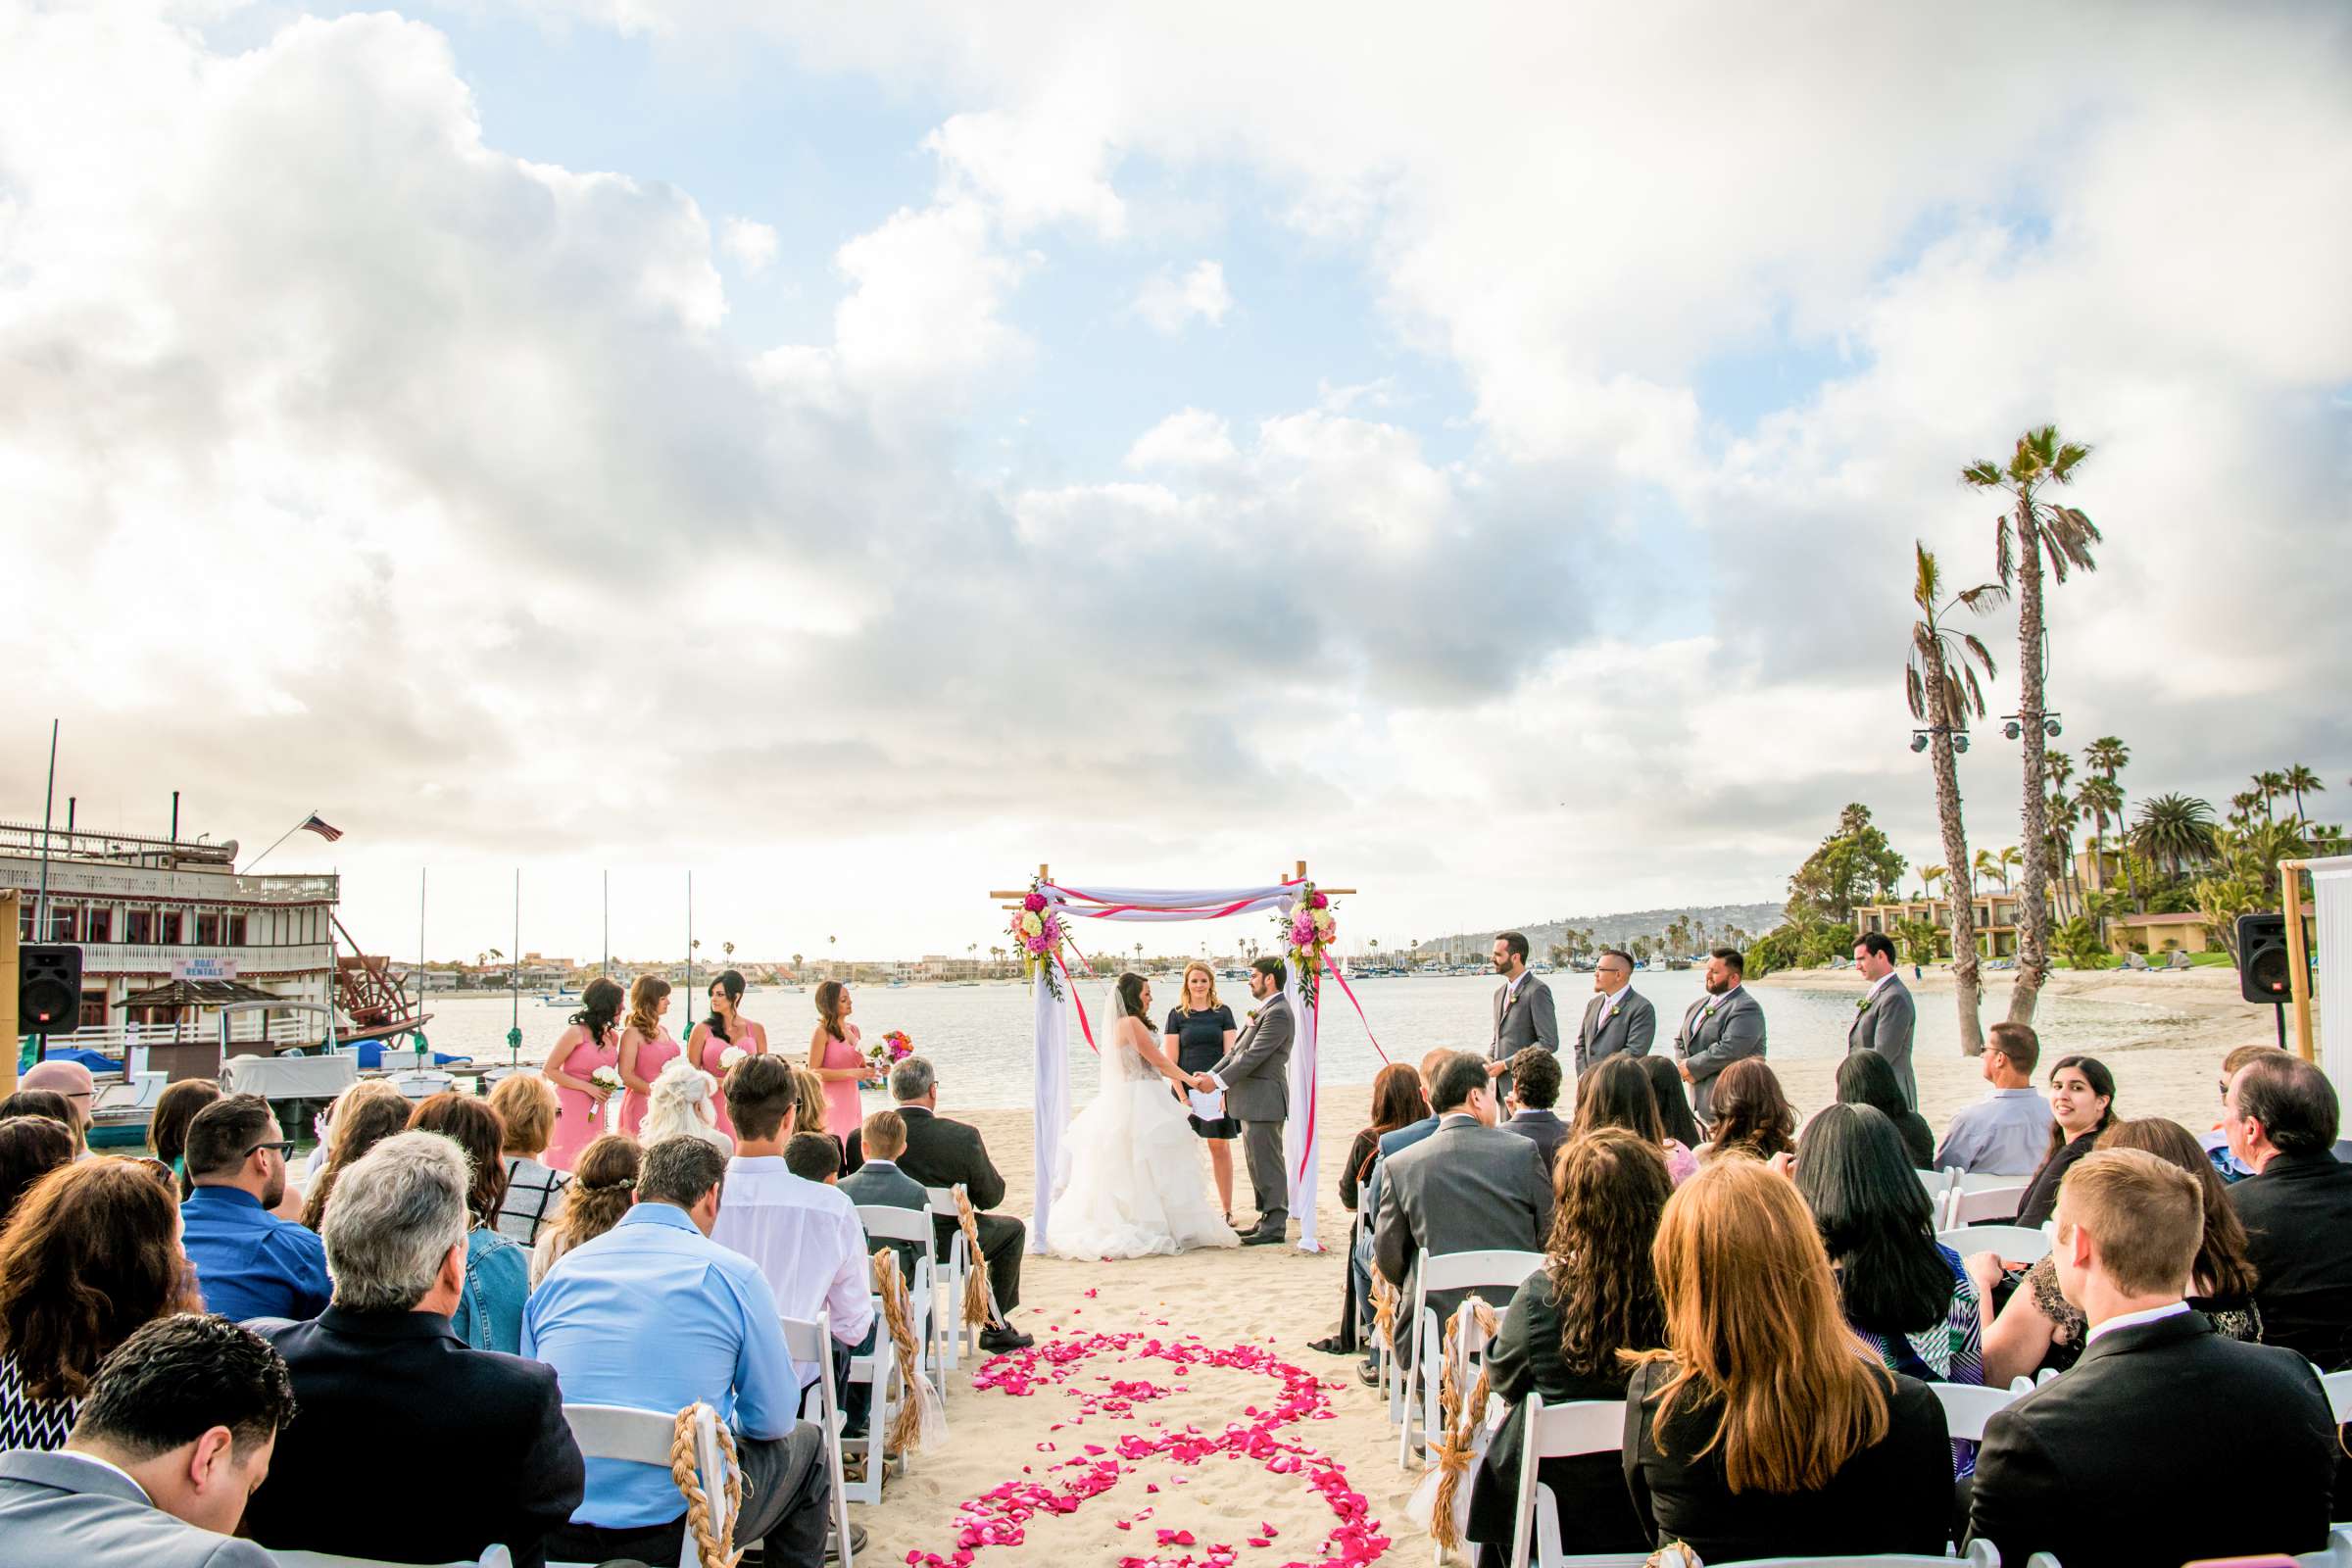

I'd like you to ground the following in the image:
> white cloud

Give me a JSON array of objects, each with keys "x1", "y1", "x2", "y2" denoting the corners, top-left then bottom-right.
[
  {"x1": 1132, "y1": 259, "x2": 1231, "y2": 334},
  {"x1": 719, "y1": 216, "x2": 778, "y2": 274},
  {"x1": 1124, "y1": 408, "x2": 1237, "y2": 472}
]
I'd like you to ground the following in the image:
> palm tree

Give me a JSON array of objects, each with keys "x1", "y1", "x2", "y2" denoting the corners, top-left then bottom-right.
[
  {"x1": 1906, "y1": 541, "x2": 2005, "y2": 1055},
  {"x1": 2253, "y1": 770, "x2": 2287, "y2": 825},
  {"x1": 1998, "y1": 845, "x2": 2022, "y2": 890},
  {"x1": 2284, "y1": 763, "x2": 2325, "y2": 823},
  {"x1": 1973, "y1": 849, "x2": 2000, "y2": 892},
  {"x1": 1964, "y1": 423, "x2": 2100, "y2": 1025},
  {"x1": 2076, "y1": 775, "x2": 2122, "y2": 889},
  {"x1": 2228, "y1": 790, "x2": 2263, "y2": 829},
  {"x1": 2132, "y1": 794, "x2": 2218, "y2": 880},
  {"x1": 2082, "y1": 735, "x2": 2135, "y2": 906},
  {"x1": 791, "y1": 952, "x2": 804, "y2": 977},
  {"x1": 1922, "y1": 864, "x2": 1948, "y2": 902}
]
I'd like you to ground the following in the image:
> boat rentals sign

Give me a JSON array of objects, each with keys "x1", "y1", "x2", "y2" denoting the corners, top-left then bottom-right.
[{"x1": 172, "y1": 956, "x2": 240, "y2": 981}]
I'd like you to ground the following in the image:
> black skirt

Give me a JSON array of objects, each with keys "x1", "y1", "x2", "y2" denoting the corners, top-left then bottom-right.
[{"x1": 1169, "y1": 1004, "x2": 1242, "y2": 1138}]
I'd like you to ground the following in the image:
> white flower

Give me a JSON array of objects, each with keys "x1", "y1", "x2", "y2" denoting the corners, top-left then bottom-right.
[
  {"x1": 720, "y1": 1047, "x2": 749, "y2": 1069},
  {"x1": 590, "y1": 1065, "x2": 622, "y2": 1090}
]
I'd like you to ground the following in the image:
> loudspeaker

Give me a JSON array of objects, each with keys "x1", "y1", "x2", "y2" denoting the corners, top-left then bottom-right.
[
  {"x1": 2235, "y1": 913, "x2": 2291, "y2": 1004},
  {"x1": 18, "y1": 944, "x2": 82, "y2": 1032}
]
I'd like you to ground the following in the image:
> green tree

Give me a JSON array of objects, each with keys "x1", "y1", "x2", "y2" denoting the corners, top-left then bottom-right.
[
  {"x1": 2076, "y1": 775, "x2": 2123, "y2": 896},
  {"x1": 2052, "y1": 915, "x2": 2111, "y2": 971},
  {"x1": 1894, "y1": 917, "x2": 1942, "y2": 966},
  {"x1": 1964, "y1": 423, "x2": 2101, "y2": 1027},
  {"x1": 2253, "y1": 770, "x2": 2287, "y2": 825},
  {"x1": 2082, "y1": 736, "x2": 2137, "y2": 906},
  {"x1": 1906, "y1": 541, "x2": 2005, "y2": 1056},
  {"x1": 1785, "y1": 803, "x2": 1909, "y2": 927},
  {"x1": 2132, "y1": 794, "x2": 2219, "y2": 880},
  {"x1": 2283, "y1": 763, "x2": 2325, "y2": 823}
]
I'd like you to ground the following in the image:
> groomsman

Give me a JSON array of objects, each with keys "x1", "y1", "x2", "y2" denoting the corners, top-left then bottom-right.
[
  {"x1": 1486, "y1": 932, "x2": 1558, "y2": 1100},
  {"x1": 1574, "y1": 950, "x2": 1655, "y2": 1075},
  {"x1": 1674, "y1": 948, "x2": 1766, "y2": 1125},
  {"x1": 1848, "y1": 931, "x2": 1920, "y2": 1109}
]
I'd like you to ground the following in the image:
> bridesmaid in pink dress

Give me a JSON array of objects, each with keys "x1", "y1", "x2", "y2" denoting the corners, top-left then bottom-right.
[
  {"x1": 616, "y1": 974, "x2": 682, "y2": 1138},
  {"x1": 542, "y1": 977, "x2": 624, "y2": 1171},
  {"x1": 808, "y1": 980, "x2": 873, "y2": 1173},
  {"x1": 685, "y1": 969, "x2": 768, "y2": 1141}
]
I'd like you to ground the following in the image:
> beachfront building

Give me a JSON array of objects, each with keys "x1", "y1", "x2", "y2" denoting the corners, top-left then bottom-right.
[
  {"x1": 1853, "y1": 890, "x2": 2025, "y2": 956},
  {"x1": 2104, "y1": 910, "x2": 2214, "y2": 956}
]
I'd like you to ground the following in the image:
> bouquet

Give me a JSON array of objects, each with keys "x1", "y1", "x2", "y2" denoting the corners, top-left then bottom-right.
[
  {"x1": 719, "y1": 1046, "x2": 750, "y2": 1070},
  {"x1": 589, "y1": 1065, "x2": 621, "y2": 1096},
  {"x1": 865, "y1": 1029, "x2": 914, "y2": 1083},
  {"x1": 1275, "y1": 881, "x2": 1338, "y2": 1007},
  {"x1": 1008, "y1": 879, "x2": 1071, "y2": 1001}
]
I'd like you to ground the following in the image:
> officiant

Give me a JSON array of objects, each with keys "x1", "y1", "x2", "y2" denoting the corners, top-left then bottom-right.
[{"x1": 1166, "y1": 959, "x2": 1242, "y2": 1227}]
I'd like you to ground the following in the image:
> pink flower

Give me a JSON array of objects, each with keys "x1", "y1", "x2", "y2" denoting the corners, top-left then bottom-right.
[
  {"x1": 1024, "y1": 892, "x2": 1048, "y2": 912},
  {"x1": 1310, "y1": 891, "x2": 1328, "y2": 908}
]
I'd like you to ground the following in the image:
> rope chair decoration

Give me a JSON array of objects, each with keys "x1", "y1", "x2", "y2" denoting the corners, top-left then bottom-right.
[
  {"x1": 872, "y1": 1248, "x2": 928, "y2": 1455},
  {"x1": 668, "y1": 1402, "x2": 745, "y2": 1568},
  {"x1": 1369, "y1": 1270, "x2": 1399, "y2": 1357},
  {"x1": 952, "y1": 1186, "x2": 999, "y2": 1328},
  {"x1": 1426, "y1": 1298, "x2": 1500, "y2": 1552}
]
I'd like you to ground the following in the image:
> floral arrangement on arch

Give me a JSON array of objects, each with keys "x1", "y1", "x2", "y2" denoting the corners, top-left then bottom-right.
[
  {"x1": 1010, "y1": 879, "x2": 1070, "y2": 1001},
  {"x1": 1277, "y1": 882, "x2": 1337, "y2": 1007},
  {"x1": 865, "y1": 1028, "x2": 914, "y2": 1082}
]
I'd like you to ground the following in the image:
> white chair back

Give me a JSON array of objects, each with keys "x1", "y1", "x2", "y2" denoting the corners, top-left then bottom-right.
[
  {"x1": 1929, "y1": 1380, "x2": 2021, "y2": 1442},
  {"x1": 1508, "y1": 1394, "x2": 1627, "y2": 1568},
  {"x1": 1915, "y1": 1167, "x2": 1956, "y2": 1225},
  {"x1": 1397, "y1": 1250, "x2": 1545, "y2": 1469},
  {"x1": 273, "y1": 1551, "x2": 514, "y2": 1568},
  {"x1": 858, "y1": 1203, "x2": 942, "y2": 1400},
  {"x1": 781, "y1": 1312, "x2": 859, "y2": 1568},
  {"x1": 2325, "y1": 1368, "x2": 2352, "y2": 1424},
  {"x1": 924, "y1": 1184, "x2": 977, "y2": 1368},
  {"x1": 1946, "y1": 1183, "x2": 2031, "y2": 1226},
  {"x1": 554, "y1": 1402, "x2": 727, "y2": 1568},
  {"x1": 1935, "y1": 1223, "x2": 2050, "y2": 1263},
  {"x1": 1654, "y1": 1543, "x2": 1998, "y2": 1568}
]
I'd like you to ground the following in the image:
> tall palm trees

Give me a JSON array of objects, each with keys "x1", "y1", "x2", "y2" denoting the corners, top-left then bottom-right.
[
  {"x1": 2284, "y1": 764, "x2": 2325, "y2": 822},
  {"x1": 1906, "y1": 541, "x2": 2005, "y2": 1056},
  {"x1": 2132, "y1": 794, "x2": 2218, "y2": 880},
  {"x1": 2252, "y1": 770, "x2": 2287, "y2": 824},
  {"x1": 2082, "y1": 736, "x2": 2135, "y2": 906},
  {"x1": 1963, "y1": 424, "x2": 2102, "y2": 1026}
]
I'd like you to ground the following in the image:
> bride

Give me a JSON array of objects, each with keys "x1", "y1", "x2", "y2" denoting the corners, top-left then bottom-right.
[{"x1": 1046, "y1": 972, "x2": 1242, "y2": 1258}]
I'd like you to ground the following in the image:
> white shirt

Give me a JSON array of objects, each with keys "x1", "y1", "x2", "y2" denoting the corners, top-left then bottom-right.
[
  {"x1": 711, "y1": 1155, "x2": 876, "y2": 1355},
  {"x1": 1866, "y1": 970, "x2": 1899, "y2": 1002},
  {"x1": 2084, "y1": 1298, "x2": 2190, "y2": 1345},
  {"x1": 1501, "y1": 970, "x2": 1529, "y2": 1004}
]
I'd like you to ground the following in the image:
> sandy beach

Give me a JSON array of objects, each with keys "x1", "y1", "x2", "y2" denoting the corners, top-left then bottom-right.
[{"x1": 859, "y1": 968, "x2": 2298, "y2": 1567}]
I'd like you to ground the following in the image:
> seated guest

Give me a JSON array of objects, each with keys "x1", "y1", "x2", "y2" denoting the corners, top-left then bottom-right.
[
  {"x1": 2014, "y1": 1054, "x2": 2115, "y2": 1228},
  {"x1": 842, "y1": 1110, "x2": 928, "y2": 1288},
  {"x1": 1498, "y1": 1047, "x2": 1569, "y2": 1174},
  {"x1": 1636, "y1": 1054, "x2": 1704, "y2": 1153},
  {"x1": 1968, "y1": 1116, "x2": 2260, "y2": 1387},
  {"x1": 1695, "y1": 1057, "x2": 1795, "y2": 1164},
  {"x1": 2203, "y1": 1042, "x2": 2284, "y2": 1182},
  {"x1": 644, "y1": 1056, "x2": 732, "y2": 1153},
  {"x1": 712, "y1": 1057, "x2": 876, "y2": 1435},
  {"x1": 2225, "y1": 1052, "x2": 2352, "y2": 1370},
  {"x1": 1932, "y1": 1021, "x2": 2052, "y2": 1176},
  {"x1": 1968, "y1": 1149, "x2": 2335, "y2": 1568},
  {"x1": 1574, "y1": 1056, "x2": 1698, "y2": 1186},
  {"x1": 525, "y1": 1135, "x2": 835, "y2": 1568},
  {"x1": 785, "y1": 1132, "x2": 843, "y2": 1183},
  {"x1": 19, "y1": 1061, "x2": 94, "y2": 1155},
  {"x1": 1374, "y1": 1052, "x2": 1552, "y2": 1366},
  {"x1": 1315, "y1": 1064, "x2": 1429, "y2": 1357},
  {"x1": 890, "y1": 1055, "x2": 1033, "y2": 1352},
  {"x1": 0, "y1": 1158, "x2": 202, "y2": 1450},
  {"x1": 529, "y1": 1133, "x2": 639, "y2": 1288},
  {"x1": 180, "y1": 1094, "x2": 331, "y2": 1322},
  {"x1": 147, "y1": 1079, "x2": 220, "y2": 1199},
  {"x1": 1835, "y1": 1050, "x2": 1936, "y2": 1169},
  {"x1": 408, "y1": 1093, "x2": 530, "y2": 1353},
  {"x1": 1625, "y1": 1159, "x2": 1952, "y2": 1559},
  {"x1": 488, "y1": 1073, "x2": 571, "y2": 1246},
  {"x1": 297, "y1": 1081, "x2": 411, "y2": 1231},
  {"x1": 1349, "y1": 1050, "x2": 1450, "y2": 1380},
  {"x1": 0, "y1": 1314, "x2": 293, "y2": 1566},
  {"x1": 0, "y1": 1091, "x2": 74, "y2": 1130},
  {"x1": 1466, "y1": 1129, "x2": 1668, "y2": 1566},
  {"x1": 1791, "y1": 1104, "x2": 1982, "y2": 1474},
  {"x1": 0, "y1": 1115, "x2": 75, "y2": 1230},
  {"x1": 243, "y1": 1133, "x2": 584, "y2": 1567}
]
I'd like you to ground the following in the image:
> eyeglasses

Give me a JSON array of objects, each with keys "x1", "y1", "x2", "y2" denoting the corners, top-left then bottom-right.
[{"x1": 242, "y1": 1141, "x2": 293, "y2": 1160}]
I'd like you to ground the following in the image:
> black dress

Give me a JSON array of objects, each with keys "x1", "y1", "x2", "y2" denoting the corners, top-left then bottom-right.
[
  {"x1": 1166, "y1": 1004, "x2": 1239, "y2": 1138},
  {"x1": 2017, "y1": 1130, "x2": 2098, "y2": 1228}
]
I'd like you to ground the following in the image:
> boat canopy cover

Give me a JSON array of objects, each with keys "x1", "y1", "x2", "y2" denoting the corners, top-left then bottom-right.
[{"x1": 115, "y1": 978, "x2": 282, "y2": 1008}]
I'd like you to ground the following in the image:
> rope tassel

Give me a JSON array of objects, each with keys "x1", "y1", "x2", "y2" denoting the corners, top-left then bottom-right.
[
  {"x1": 872, "y1": 1249, "x2": 927, "y2": 1457},
  {"x1": 669, "y1": 1403, "x2": 745, "y2": 1568},
  {"x1": 1427, "y1": 1299, "x2": 1500, "y2": 1553},
  {"x1": 954, "y1": 1187, "x2": 999, "y2": 1329}
]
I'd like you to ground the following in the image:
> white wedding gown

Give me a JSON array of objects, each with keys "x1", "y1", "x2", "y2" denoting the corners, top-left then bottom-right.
[{"x1": 1046, "y1": 1017, "x2": 1242, "y2": 1259}]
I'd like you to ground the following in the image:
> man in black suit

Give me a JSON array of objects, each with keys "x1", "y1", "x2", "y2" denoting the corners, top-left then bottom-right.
[
  {"x1": 2224, "y1": 1052, "x2": 2352, "y2": 1369},
  {"x1": 1969, "y1": 1148, "x2": 2336, "y2": 1568},
  {"x1": 889, "y1": 1055, "x2": 1034, "y2": 1353},
  {"x1": 1498, "y1": 1046, "x2": 1568, "y2": 1176},
  {"x1": 244, "y1": 1132, "x2": 584, "y2": 1568}
]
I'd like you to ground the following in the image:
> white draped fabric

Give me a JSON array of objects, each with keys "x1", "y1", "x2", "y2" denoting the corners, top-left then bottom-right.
[
  {"x1": 1282, "y1": 954, "x2": 1322, "y2": 1252},
  {"x1": 1031, "y1": 965, "x2": 1072, "y2": 1254},
  {"x1": 2310, "y1": 857, "x2": 2352, "y2": 1085}
]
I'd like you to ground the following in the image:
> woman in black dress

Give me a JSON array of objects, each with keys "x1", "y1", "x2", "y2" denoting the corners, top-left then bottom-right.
[
  {"x1": 2015, "y1": 1054, "x2": 2115, "y2": 1227},
  {"x1": 1165, "y1": 959, "x2": 1240, "y2": 1225}
]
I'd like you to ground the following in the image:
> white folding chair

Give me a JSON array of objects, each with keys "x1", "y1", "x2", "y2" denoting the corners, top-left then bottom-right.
[
  {"x1": 924, "y1": 1184, "x2": 977, "y2": 1370},
  {"x1": 1665, "y1": 1544, "x2": 1997, "y2": 1568},
  {"x1": 1397, "y1": 1249, "x2": 1545, "y2": 1469},
  {"x1": 858, "y1": 1204, "x2": 942, "y2": 1397},
  {"x1": 552, "y1": 1402, "x2": 730, "y2": 1568},
  {"x1": 2325, "y1": 1368, "x2": 2352, "y2": 1423},
  {"x1": 781, "y1": 1313, "x2": 861, "y2": 1566},
  {"x1": 1936, "y1": 1224, "x2": 2050, "y2": 1263},
  {"x1": 1506, "y1": 1394, "x2": 1631, "y2": 1568},
  {"x1": 275, "y1": 1550, "x2": 514, "y2": 1568},
  {"x1": 1946, "y1": 1183, "x2": 2032, "y2": 1227},
  {"x1": 1929, "y1": 1380, "x2": 2022, "y2": 1443},
  {"x1": 1915, "y1": 1167, "x2": 1956, "y2": 1228}
]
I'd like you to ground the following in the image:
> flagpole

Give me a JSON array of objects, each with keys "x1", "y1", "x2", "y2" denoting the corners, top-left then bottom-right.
[
  {"x1": 509, "y1": 867, "x2": 522, "y2": 1069},
  {"x1": 238, "y1": 808, "x2": 317, "y2": 875}
]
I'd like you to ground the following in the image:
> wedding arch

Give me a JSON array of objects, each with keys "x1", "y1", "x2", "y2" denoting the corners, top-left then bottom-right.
[{"x1": 989, "y1": 862, "x2": 1385, "y2": 1254}]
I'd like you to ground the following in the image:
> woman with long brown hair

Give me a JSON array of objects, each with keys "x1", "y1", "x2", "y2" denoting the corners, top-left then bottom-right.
[
  {"x1": 616, "y1": 974, "x2": 680, "y2": 1139},
  {"x1": 147, "y1": 1077, "x2": 220, "y2": 1198},
  {"x1": 530, "y1": 1134, "x2": 641, "y2": 1287},
  {"x1": 1312, "y1": 1063, "x2": 1432, "y2": 1357},
  {"x1": 0, "y1": 1158, "x2": 202, "y2": 1450},
  {"x1": 408, "y1": 1094, "x2": 528, "y2": 1354},
  {"x1": 1572, "y1": 1055, "x2": 1698, "y2": 1185},
  {"x1": 1624, "y1": 1158, "x2": 1950, "y2": 1558},
  {"x1": 299, "y1": 1080, "x2": 413, "y2": 1232},
  {"x1": 806, "y1": 980, "x2": 867, "y2": 1173},
  {"x1": 687, "y1": 968, "x2": 767, "y2": 1143},
  {"x1": 1697, "y1": 1056, "x2": 1796, "y2": 1163},
  {"x1": 1467, "y1": 1129, "x2": 1671, "y2": 1565},
  {"x1": 544, "y1": 974, "x2": 625, "y2": 1169},
  {"x1": 0, "y1": 1117, "x2": 76, "y2": 1233},
  {"x1": 2014, "y1": 1054, "x2": 2116, "y2": 1228}
]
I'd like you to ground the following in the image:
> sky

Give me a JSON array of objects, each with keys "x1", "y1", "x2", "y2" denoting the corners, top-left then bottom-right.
[{"x1": 2, "y1": 0, "x2": 2347, "y2": 964}]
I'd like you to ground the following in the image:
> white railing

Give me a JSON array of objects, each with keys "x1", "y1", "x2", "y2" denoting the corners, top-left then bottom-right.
[{"x1": 40, "y1": 1018, "x2": 318, "y2": 1057}]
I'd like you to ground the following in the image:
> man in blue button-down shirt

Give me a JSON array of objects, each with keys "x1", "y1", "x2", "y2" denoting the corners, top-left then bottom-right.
[
  {"x1": 525, "y1": 1135, "x2": 833, "y2": 1568},
  {"x1": 179, "y1": 1095, "x2": 332, "y2": 1323}
]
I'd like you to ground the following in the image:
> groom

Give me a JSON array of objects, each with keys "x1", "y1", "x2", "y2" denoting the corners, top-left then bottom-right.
[{"x1": 1193, "y1": 956, "x2": 1295, "y2": 1247}]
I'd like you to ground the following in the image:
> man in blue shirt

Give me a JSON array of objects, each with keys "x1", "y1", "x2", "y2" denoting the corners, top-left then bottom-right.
[
  {"x1": 179, "y1": 1094, "x2": 331, "y2": 1323},
  {"x1": 1934, "y1": 1023, "x2": 2055, "y2": 1176},
  {"x1": 525, "y1": 1135, "x2": 836, "y2": 1568}
]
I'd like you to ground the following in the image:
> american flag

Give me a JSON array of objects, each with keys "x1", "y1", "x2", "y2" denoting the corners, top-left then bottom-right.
[{"x1": 300, "y1": 813, "x2": 344, "y2": 843}]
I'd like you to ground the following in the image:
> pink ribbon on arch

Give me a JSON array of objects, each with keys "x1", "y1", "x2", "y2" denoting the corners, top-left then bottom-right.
[
  {"x1": 1054, "y1": 942, "x2": 1098, "y2": 1054},
  {"x1": 1316, "y1": 950, "x2": 1390, "y2": 1066}
]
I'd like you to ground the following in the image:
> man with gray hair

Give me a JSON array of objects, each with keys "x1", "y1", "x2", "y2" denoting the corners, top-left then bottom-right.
[
  {"x1": 241, "y1": 1132, "x2": 583, "y2": 1568},
  {"x1": 889, "y1": 1055, "x2": 1034, "y2": 1352}
]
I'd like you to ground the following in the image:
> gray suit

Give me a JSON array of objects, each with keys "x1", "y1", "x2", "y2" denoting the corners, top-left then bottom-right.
[
  {"x1": 1211, "y1": 993, "x2": 1295, "y2": 1234},
  {"x1": 841, "y1": 1156, "x2": 930, "y2": 1287},
  {"x1": 1490, "y1": 972, "x2": 1560, "y2": 1097},
  {"x1": 1673, "y1": 986, "x2": 1767, "y2": 1124},
  {"x1": 1848, "y1": 976, "x2": 1920, "y2": 1110},
  {"x1": 1373, "y1": 1113, "x2": 1552, "y2": 1360},
  {"x1": 1573, "y1": 986, "x2": 1657, "y2": 1075},
  {"x1": 0, "y1": 1450, "x2": 275, "y2": 1568}
]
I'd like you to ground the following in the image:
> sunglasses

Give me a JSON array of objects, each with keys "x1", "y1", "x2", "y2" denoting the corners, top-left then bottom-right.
[{"x1": 242, "y1": 1141, "x2": 294, "y2": 1159}]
